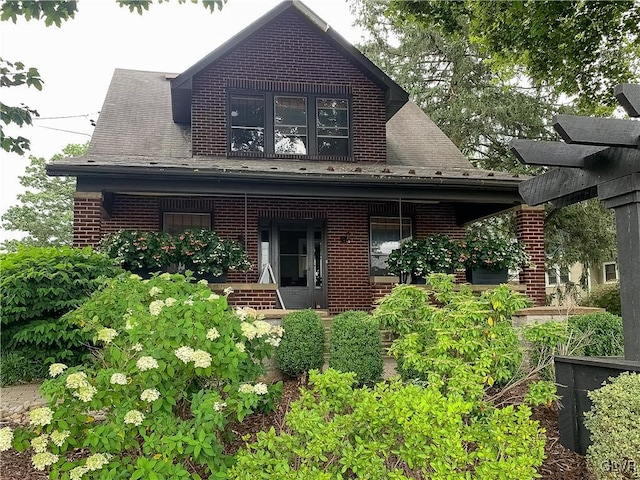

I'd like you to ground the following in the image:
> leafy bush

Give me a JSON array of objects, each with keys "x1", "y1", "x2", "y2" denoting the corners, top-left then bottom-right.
[
  {"x1": 386, "y1": 234, "x2": 461, "y2": 280},
  {"x1": 581, "y1": 282, "x2": 621, "y2": 316},
  {"x1": 3, "y1": 273, "x2": 283, "y2": 478},
  {"x1": 0, "y1": 350, "x2": 48, "y2": 387},
  {"x1": 568, "y1": 312, "x2": 623, "y2": 357},
  {"x1": 584, "y1": 372, "x2": 640, "y2": 479},
  {"x1": 100, "y1": 229, "x2": 252, "y2": 276},
  {"x1": 275, "y1": 310, "x2": 325, "y2": 379},
  {"x1": 386, "y1": 275, "x2": 529, "y2": 400},
  {"x1": 373, "y1": 284, "x2": 435, "y2": 336},
  {"x1": 230, "y1": 369, "x2": 545, "y2": 479},
  {"x1": 0, "y1": 247, "x2": 121, "y2": 381},
  {"x1": 328, "y1": 311, "x2": 382, "y2": 386}
]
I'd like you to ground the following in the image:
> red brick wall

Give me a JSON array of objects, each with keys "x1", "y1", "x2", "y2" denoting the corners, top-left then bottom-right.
[
  {"x1": 515, "y1": 205, "x2": 546, "y2": 306},
  {"x1": 73, "y1": 193, "x2": 102, "y2": 247},
  {"x1": 191, "y1": 10, "x2": 387, "y2": 163}
]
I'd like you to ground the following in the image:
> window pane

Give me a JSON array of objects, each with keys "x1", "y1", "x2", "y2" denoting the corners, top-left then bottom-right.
[
  {"x1": 164, "y1": 213, "x2": 211, "y2": 235},
  {"x1": 317, "y1": 108, "x2": 348, "y2": 129},
  {"x1": 370, "y1": 217, "x2": 412, "y2": 276},
  {"x1": 274, "y1": 96, "x2": 307, "y2": 154},
  {"x1": 317, "y1": 98, "x2": 348, "y2": 109},
  {"x1": 604, "y1": 263, "x2": 617, "y2": 282},
  {"x1": 546, "y1": 269, "x2": 558, "y2": 285},
  {"x1": 231, "y1": 128, "x2": 264, "y2": 152},
  {"x1": 275, "y1": 97, "x2": 307, "y2": 126},
  {"x1": 230, "y1": 96, "x2": 264, "y2": 127},
  {"x1": 318, "y1": 137, "x2": 348, "y2": 156},
  {"x1": 559, "y1": 269, "x2": 570, "y2": 284}
]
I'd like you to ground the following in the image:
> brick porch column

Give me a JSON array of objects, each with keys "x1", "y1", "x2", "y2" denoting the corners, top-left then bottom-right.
[
  {"x1": 515, "y1": 205, "x2": 546, "y2": 306},
  {"x1": 73, "y1": 192, "x2": 103, "y2": 247}
]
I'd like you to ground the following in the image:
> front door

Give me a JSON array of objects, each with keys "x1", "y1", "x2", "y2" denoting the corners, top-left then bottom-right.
[{"x1": 263, "y1": 221, "x2": 326, "y2": 309}]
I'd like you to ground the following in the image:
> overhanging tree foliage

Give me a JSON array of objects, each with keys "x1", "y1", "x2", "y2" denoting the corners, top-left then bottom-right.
[
  {"x1": 0, "y1": 0, "x2": 226, "y2": 155},
  {"x1": 1, "y1": 143, "x2": 86, "y2": 251},
  {"x1": 384, "y1": 0, "x2": 640, "y2": 113}
]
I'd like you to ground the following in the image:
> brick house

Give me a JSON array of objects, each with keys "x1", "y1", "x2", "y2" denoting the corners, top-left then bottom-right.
[{"x1": 47, "y1": 0, "x2": 545, "y2": 312}]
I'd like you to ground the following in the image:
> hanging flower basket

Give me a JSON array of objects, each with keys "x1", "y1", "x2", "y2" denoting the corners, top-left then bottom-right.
[{"x1": 387, "y1": 234, "x2": 461, "y2": 284}]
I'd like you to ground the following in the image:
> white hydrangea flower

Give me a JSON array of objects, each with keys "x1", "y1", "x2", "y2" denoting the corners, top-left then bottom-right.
[
  {"x1": 70, "y1": 466, "x2": 89, "y2": 480},
  {"x1": 164, "y1": 297, "x2": 177, "y2": 307},
  {"x1": 131, "y1": 343, "x2": 143, "y2": 352},
  {"x1": 223, "y1": 286, "x2": 234, "y2": 296},
  {"x1": 213, "y1": 401, "x2": 226, "y2": 412},
  {"x1": 184, "y1": 298, "x2": 194, "y2": 306},
  {"x1": 270, "y1": 325, "x2": 285, "y2": 337},
  {"x1": 0, "y1": 427, "x2": 14, "y2": 452},
  {"x1": 50, "y1": 430, "x2": 70, "y2": 447},
  {"x1": 207, "y1": 293, "x2": 219, "y2": 301},
  {"x1": 149, "y1": 299, "x2": 165, "y2": 316},
  {"x1": 29, "y1": 407, "x2": 54, "y2": 427},
  {"x1": 240, "y1": 322, "x2": 257, "y2": 340},
  {"x1": 266, "y1": 337, "x2": 281, "y2": 347},
  {"x1": 66, "y1": 372, "x2": 89, "y2": 389},
  {"x1": 198, "y1": 279, "x2": 209, "y2": 286},
  {"x1": 159, "y1": 272, "x2": 171, "y2": 280},
  {"x1": 110, "y1": 373, "x2": 127, "y2": 385},
  {"x1": 96, "y1": 328, "x2": 118, "y2": 344},
  {"x1": 129, "y1": 274, "x2": 142, "y2": 280},
  {"x1": 85, "y1": 453, "x2": 112, "y2": 471},
  {"x1": 148, "y1": 286, "x2": 162, "y2": 297},
  {"x1": 73, "y1": 385, "x2": 97, "y2": 403},
  {"x1": 48, "y1": 363, "x2": 68, "y2": 377},
  {"x1": 136, "y1": 356, "x2": 159, "y2": 371},
  {"x1": 192, "y1": 349, "x2": 212, "y2": 368},
  {"x1": 238, "y1": 383, "x2": 254, "y2": 394},
  {"x1": 31, "y1": 434, "x2": 49, "y2": 453},
  {"x1": 32, "y1": 452, "x2": 59, "y2": 471},
  {"x1": 253, "y1": 383, "x2": 268, "y2": 395},
  {"x1": 235, "y1": 307, "x2": 248, "y2": 321},
  {"x1": 254, "y1": 320, "x2": 271, "y2": 338},
  {"x1": 174, "y1": 346, "x2": 195, "y2": 363},
  {"x1": 140, "y1": 389, "x2": 160, "y2": 402},
  {"x1": 206, "y1": 327, "x2": 220, "y2": 340},
  {"x1": 124, "y1": 318, "x2": 137, "y2": 330},
  {"x1": 235, "y1": 342, "x2": 246, "y2": 353},
  {"x1": 124, "y1": 410, "x2": 145, "y2": 426}
]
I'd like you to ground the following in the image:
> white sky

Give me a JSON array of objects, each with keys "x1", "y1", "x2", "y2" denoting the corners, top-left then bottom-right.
[{"x1": 0, "y1": 0, "x2": 363, "y2": 242}]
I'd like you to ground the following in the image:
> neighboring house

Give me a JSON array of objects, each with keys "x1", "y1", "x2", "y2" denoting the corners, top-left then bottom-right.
[
  {"x1": 546, "y1": 260, "x2": 619, "y2": 305},
  {"x1": 47, "y1": 0, "x2": 545, "y2": 312}
]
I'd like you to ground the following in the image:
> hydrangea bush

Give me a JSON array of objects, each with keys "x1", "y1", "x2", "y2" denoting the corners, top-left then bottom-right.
[{"x1": 2, "y1": 273, "x2": 283, "y2": 479}]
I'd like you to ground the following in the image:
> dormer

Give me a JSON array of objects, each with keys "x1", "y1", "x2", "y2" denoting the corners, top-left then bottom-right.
[{"x1": 170, "y1": 0, "x2": 408, "y2": 162}]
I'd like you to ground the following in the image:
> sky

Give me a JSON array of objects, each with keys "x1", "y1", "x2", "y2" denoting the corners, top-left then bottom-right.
[{"x1": 0, "y1": 0, "x2": 364, "y2": 243}]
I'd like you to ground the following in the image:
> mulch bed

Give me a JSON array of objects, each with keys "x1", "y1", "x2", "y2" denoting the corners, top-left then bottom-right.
[{"x1": 1, "y1": 378, "x2": 591, "y2": 479}]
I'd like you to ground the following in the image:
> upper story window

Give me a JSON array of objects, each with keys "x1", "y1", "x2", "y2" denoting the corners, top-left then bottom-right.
[{"x1": 229, "y1": 91, "x2": 350, "y2": 157}]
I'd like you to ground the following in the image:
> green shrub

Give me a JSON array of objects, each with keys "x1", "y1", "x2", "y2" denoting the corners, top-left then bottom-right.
[
  {"x1": 582, "y1": 282, "x2": 621, "y2": 316},
  {"x1": 568, "y1": 312, "x2": 624, "y2": 357},
  {"x1": 584, "y1": 372, "x2": 640, "y2": 479},
  {"x1": 230, "y1": 369, "x2": 545, "y2": 479},
  {"x1": 387, "y1": 275, "x2": 528, "y2": 400},
  {"x1": 3, "y1": 273, "x2": 283, "y2": 478},
  {"x1": 275, "y1": 310, "x2": 325, "y2": 379},
  {"x1": 0, "y1": 247, "x2": 121, "y2": 382},
  {"x1": 373, "y1": 283, "x2": 435, "y2": 336},
  {"x1": 0, "y1": 350, "x2": 48, "y2": 387},
  {"x1": 329, "y1": 311, "x2": 382, "y2": 386}
]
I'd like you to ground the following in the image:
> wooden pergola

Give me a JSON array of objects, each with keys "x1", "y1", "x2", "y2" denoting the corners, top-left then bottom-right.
[{"x1": 511, "y1": 84, "x2": 640, "y2": 362}]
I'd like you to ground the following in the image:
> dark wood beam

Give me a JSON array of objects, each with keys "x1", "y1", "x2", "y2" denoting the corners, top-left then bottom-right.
[
  {"x1": 615, "y1": 83, "x2": 640, "y2": 118},
  {"x1": 509, "y1": 139, "x2": 608, "y2": 167},
  {"x1": 553, "y1": 114, "x2": 640, "y2": 147},
  {"x1": 519, "y1": 147, "x2": 640, "y2": 206}
]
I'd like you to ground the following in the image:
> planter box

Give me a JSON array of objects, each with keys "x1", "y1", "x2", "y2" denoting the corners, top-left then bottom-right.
[
  {"x1": 465, "y1": 267, "x2": 508, "y2": 285},
  {"x1": 555, "y1": 355, "x2": 640, "y2": 454}
]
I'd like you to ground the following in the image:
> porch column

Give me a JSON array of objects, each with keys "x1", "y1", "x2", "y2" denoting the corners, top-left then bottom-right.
[
  {"x1": 515, "y1": 205, "x2": 546, "y2": 306},
  {"x1": 73, "y1": 192, "x2": 103, "y2": 248}
]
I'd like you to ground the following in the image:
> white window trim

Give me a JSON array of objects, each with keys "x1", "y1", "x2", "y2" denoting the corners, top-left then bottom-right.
[
  {"x1": 546, "y1": 266, "x2": 571, "y2": 287},
  {"x1": 602, "y1": 261, "x2": 619, "y2": 283}
]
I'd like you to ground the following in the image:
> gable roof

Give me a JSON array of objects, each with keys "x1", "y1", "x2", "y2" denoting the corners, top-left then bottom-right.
[{"x1": 170, "y1": 0, "x2": 408, "y2": 124}]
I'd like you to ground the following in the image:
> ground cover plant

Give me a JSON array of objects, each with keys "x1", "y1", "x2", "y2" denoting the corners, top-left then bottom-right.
[
  {"x1": 0, "y1": 246, "x2": 121, "y2": 385},
  {"x1": 0, "y1": 273, "x2": 283, "y2": 478}
]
